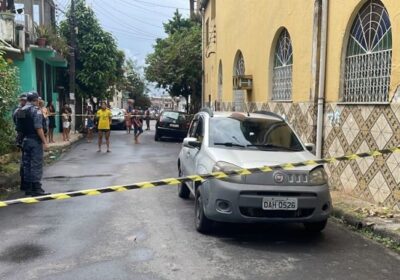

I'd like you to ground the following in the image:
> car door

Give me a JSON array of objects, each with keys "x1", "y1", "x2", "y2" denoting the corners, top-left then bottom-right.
[
  {"x1": 186, "y1": 116, "x2": 204, "y2": 176},
  {"x1": 180, "y1": 116, "x2": 199, "y2": 176}
]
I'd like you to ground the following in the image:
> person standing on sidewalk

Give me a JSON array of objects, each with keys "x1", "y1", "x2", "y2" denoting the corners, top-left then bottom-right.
[
  {"x1": 38, "y1": 98, "x2": 49, "y2": 138},
  {"x1": 13, "y1": 93, "x2": 27, "y2": 193},
  {"x1": 16, "y1": 92, "x2": 50, "y2": 196},
  {"x1": 61, "y1": 108, "x2": 70, "y2": 142},
  {"x1": 46, "y1": 101, "x2": 56, "y2": 143},
  {"x1": 96, "y1": 101, "x2": 112, "y2": 152}
]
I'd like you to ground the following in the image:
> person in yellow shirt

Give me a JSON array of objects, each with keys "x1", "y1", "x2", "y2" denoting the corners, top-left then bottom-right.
[{"x1": 96, "y1": 102, "x2": 112, "y2": 152}]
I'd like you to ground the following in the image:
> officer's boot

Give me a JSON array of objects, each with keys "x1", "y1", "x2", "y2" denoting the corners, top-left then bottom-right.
[
  {"x1": 24, "y1": 183, "x2": 33, "y2": 196},
  {"x1": 31, "y1": 182, "x2": 50, "y2": 197}
]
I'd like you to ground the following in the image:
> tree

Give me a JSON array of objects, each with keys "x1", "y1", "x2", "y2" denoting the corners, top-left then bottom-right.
[
  {"x1": 0, "y1": 52, "x2": 19, "y2": 155},
  {"x1": 145, "y1": 11, "x2": 202, "y2": 112},
  {"x1": 60, "y1": 0, "x2": 123, "y2": 101},
  {"x1": 123, "y1": 59, "x2": 151, "y2": 109}
]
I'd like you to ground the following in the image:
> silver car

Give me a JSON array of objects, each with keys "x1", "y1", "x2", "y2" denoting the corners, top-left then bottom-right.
[{"x1": 178, "y1": 109, "x2": 331, "y2": 233}]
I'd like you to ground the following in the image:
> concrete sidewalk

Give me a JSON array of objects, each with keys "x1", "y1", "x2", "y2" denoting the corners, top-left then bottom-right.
[
  {"x1": 332, "y1": 190, "x2": 400, "y2": 247},
  {"x1": 48, "y1": 132, "x2": 84, "y2": 149}
]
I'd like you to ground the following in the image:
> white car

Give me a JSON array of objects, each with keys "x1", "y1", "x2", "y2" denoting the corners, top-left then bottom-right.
[{"x1": 178, "y1": 109, "x2": 331, "y2": 233}]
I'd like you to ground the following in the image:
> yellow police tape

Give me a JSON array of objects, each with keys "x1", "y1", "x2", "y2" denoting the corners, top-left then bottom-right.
[{"x1": 1, "y1": 145, "x2": 400, "y2": 208}]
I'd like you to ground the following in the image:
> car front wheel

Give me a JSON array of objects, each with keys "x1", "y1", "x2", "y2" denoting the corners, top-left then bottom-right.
[
  {"x1": 154, "y1": 129, "x2": 161, "y2": 141},
  {"x1": 195, "y1": 191, "x2": 213, "y2": 234},
  {"x1": 304, "y1": 219, "x2": 328, "y2": 233},
  {"x1": 178, "y1": 169, "x2": 190, "y2": 199}
]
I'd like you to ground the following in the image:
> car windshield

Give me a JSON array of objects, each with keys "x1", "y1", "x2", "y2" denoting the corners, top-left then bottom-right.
[
  {"x1": 161, "y1": 112, "x2": 188, "y2": 122},
  {"x1": 111, "y1": 109, "x2": 123, "y2": 117},
  {"x1": 209, "y1": 116, "x2": 304, "y2": 151}
]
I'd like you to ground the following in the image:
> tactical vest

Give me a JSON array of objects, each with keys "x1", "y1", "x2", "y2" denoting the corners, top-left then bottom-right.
[{"x1": 17, "y1": 105, "x2": 36, "y2": 136}]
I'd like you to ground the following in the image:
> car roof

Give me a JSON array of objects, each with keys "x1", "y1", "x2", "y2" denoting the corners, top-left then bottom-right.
[{"x1": 207, "y1": 111, "x2": 284, "y2": 122}]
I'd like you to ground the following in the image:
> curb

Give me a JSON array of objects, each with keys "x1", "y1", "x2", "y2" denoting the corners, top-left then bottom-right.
[
  {"x1": 0, "y1": 135, "x2": 84, "y2": 197},
  {"x1": 331, "y1": 207, "x2": 400, "y2": 245}
]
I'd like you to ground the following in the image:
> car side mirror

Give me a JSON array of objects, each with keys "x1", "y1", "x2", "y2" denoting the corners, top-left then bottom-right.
[
  {"x1": 183, "y1": 137, "x2": 201, "y2": 148},
  {"x1": 305, "y1": 143, "x2": 315, "y2": 153}
]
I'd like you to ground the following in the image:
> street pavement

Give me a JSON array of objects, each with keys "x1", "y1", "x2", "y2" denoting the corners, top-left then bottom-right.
[{"x1": 1, "y1": 128, "x2": 400, "y2": 280}]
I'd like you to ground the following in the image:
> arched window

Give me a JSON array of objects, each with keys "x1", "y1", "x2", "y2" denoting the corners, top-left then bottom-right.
[
  {"x1": 234, "y1": 51, "x2": 245, "y2": 76},
  {"x1": 272, "y1": 28, "x2": 293, "y2": 101},
  {"x1": 218, "y1": 60, "x2": 223, "y2": 102},
  {"x1": 343, "y1": 0, "x2": 392, "y2": 103},
  {"x1": 233, "y1": 51, "x2": 246, "y2": 110}
]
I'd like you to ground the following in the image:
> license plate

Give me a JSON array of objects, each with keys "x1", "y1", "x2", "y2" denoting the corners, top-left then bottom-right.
[
  {"x1": 170, "y1": 124, "x2": 179, "y2": 128},
  {"x1": 262, "y1": 197, "x2": 298, "y2": 210}
]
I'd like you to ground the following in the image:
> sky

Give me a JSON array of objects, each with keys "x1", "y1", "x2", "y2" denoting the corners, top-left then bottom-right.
[{"x1": 55, "y1": 0, "x2": 191, "y2": 95}]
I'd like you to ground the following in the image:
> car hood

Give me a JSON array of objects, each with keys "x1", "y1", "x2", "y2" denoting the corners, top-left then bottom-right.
[{"x1": 207, "y1": 147, "x2": 317, "y2": 171}]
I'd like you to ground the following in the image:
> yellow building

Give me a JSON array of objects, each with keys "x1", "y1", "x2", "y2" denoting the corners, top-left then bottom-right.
[{"x1": 201, "y1": 0, "x2": 400, "y2": 208}]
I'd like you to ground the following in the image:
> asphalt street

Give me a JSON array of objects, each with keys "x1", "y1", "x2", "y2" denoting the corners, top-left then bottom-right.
[{"x1": 1, "y1": 127, "x2": 400, "y2": 280}]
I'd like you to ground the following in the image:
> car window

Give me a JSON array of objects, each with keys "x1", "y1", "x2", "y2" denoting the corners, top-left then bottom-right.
[
  {"x1": 189, "y1": 119, "x2": 199, "y2": 138},
  {"x1": 209, "y1": 116, "x2": 303, "y2": 151},
  {"x1": 195, "y1": 117, "x2": 204, "y2": 140},
  {"x1": 161, "y1": 111, "x2": 188, "y2": 122}
]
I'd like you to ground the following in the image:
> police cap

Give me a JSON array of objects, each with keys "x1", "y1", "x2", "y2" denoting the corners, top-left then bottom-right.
[
  {"x1": 19, "y1": 93, "x2": 27, "y2": 100},
  {"x1": 26, "y1": 91, "x2": 39, "y2": 102}
]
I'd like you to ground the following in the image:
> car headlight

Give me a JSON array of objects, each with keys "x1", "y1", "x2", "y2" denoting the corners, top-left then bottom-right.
[
  {"x1": 309, "y1": 167, "x2": 328, "y2": 185},
  {"x1": 212, "y1": 161, "x2": 243, "y2": 183}
]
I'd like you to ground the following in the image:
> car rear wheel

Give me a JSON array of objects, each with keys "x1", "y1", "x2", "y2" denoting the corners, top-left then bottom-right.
[
  {"x1": 195, "y1": 191, "x2": 213, "y2": 233},
  {"x1": 304, "y1": 219, "x2": 328, "y2": 233},
  {"x1": 178, "y1": 169, "x2": 190, "y2": 199}
]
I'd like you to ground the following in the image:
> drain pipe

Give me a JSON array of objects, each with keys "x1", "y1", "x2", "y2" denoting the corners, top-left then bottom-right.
[
  {"x1": 316, "y1": 0, "x2": 328, "y2": 158},
  {"x1": 201, "y1": 7, "x2": 205, "y2": 108}
]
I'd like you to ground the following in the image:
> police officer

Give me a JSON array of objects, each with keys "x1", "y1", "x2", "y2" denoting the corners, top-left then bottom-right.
[
  {"x1": 16, "y1": 92, "x2": 50, "y2": 196},
  {"x1": 13, "y1": 93, "x2": 28, "y2": 192}
]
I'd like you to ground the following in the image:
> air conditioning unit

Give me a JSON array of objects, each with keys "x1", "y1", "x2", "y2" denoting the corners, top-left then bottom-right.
[
  {"x1": 233, "y1": 75, "x2": 253, "y2": 90},
  {"x1": 0, "y1": 12, "x2": 15, "y2": 43}
]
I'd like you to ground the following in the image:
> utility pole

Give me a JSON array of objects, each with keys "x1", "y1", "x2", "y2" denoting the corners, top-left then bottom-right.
[
  {"x1": 189, "y1": 0, "x2": 194, "y2": 19},
  {"x1": 69, "y1": 0, "x2": 77, "y2": 132}
]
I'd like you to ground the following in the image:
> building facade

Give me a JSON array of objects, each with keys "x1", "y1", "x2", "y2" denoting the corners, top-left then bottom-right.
[
  {"x1": 202, "y1": 0, "x2": 400, "y2": 209},
  {"x1": 1, "y1": 0, "x2": 67, "y2": 132}
]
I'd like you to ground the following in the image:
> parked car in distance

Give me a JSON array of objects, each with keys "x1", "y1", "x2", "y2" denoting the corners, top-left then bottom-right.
[
  {"x1": 155, "y1": 111, "x2": 191, "y2": 141},
  {"x1": 111, "y1": 108, "x2": 125, "y2": 130},
  {"x1": 178, "y1": 109, "x2": 331, "y2": 234}
]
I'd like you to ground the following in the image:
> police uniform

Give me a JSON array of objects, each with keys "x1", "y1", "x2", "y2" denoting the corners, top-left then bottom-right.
[
  {"x1": 14, "y1": 94, "x2": 27, "y2": 191},
  {"x1": 17, "y1": 93, "x2": 49, "y2": 196}
]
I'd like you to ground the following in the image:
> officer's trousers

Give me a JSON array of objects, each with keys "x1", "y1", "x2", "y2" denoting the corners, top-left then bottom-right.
[{"x1": 22, "y1": 138, "x2": 43, "y2": 183}]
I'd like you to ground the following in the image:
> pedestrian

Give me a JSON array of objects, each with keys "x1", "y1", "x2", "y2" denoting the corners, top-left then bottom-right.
[
  {"x1": 46, "y1": 100, "x2": 56, "y2": 143},
  {"x1": 96, "y1": 101, "x2": 112, "y2": 152},
  {"x1": 15, "y1": 92, "x2": 50, "y2": 196},
  {"x1": 145, "y1": 107, "x2": 151, "y2": 130},
  {"x1": 125, "y1": 100, "x2": 134, "y2": 134},
  {"x1": 132, "y1": 108, "x2": 143, "y2": 144},
  {"x1": 13, "y1": 93, "x2": 27, "y2": 193},
  {"x1": 63, "y1": 104, "x2": 72, "y2": 138},
  {"x1": 61, "y1": 107, "x2": 70, "y2": 141},
  {"x1": 85, "y1": 107, "x2": 95, "y2": 143},
  {"x1": 38, "y1": 98, "x2": 49, "y2": 138}
]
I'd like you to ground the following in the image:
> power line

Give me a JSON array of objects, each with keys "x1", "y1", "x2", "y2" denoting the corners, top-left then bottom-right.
[
  {"x1": 131, "y1": 0, "x2": 190, "y2": 11},
  {"x1": 93, "y1": 1, "x2": 161, "y2": 38},
  {"x1": 116, "y1": 0, "x2": 175, "y2": 18}
]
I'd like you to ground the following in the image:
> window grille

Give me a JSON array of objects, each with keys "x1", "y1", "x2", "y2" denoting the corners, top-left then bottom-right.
[
  {"x1": 343, "y1": 0, "x2": 392, "y2": 103},
  {"x1": 233, "y1": 51, "x2": 246, "y2": 111},
  {"x1": 235, "y1": 52, "x2": 245, "y2": 76},
  {"x1": 272, "y1": 29, "x2": 293, "y2": 101}
]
